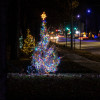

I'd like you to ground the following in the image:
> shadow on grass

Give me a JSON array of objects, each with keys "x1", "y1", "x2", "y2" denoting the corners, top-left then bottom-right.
[{"x1": 7, "y1": 59, "x2": 31, "y2": 73}]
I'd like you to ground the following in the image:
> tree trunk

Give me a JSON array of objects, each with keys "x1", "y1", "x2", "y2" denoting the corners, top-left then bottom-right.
[
  {"x1": 8, "y1": 0, "x2": 20, "y2": 60},
  {"x1": 0, "y1": 0, "x2": 8, "y2": 100}
]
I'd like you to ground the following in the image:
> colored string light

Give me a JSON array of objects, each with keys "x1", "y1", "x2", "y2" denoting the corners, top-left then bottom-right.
[
  {"x1": 22, "y1": 29, "x2": 35, "y2": 55},
  {"x1": 30, "y1": 12, "x2": 60, "y2": 74}
]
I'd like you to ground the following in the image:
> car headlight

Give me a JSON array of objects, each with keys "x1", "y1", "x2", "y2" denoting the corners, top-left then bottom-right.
[{"x1": 50, "y1": 37, "x2": 53, "y2": 39}]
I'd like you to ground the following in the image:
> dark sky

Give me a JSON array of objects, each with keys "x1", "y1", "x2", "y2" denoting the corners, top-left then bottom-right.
[
  {"x1": 7, "y1": 0, "x2": 100, "y2": 32},
  {"x1": 79, "y1": 0, "x2": 100, "y2": 13},
  {"x1": 20, "y1": 0, "x2": 100, "y2": 26},
  {"x1": 8, "y1": 0, "x2": 100, "y2": 40},
  {"x1": 20, "y1": 0, "x2": 65, "y2": 27}
]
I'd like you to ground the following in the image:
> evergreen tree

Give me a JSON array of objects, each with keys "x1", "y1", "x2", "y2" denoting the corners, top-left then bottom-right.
[
  {"x1": 30, "y1": 12, "x2": 60, "y2": 74},
  {"x1": 22, "y1": 29, "x2": 35, "y2": 55}
]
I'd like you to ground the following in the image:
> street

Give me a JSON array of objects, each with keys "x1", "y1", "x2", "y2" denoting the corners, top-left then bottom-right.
[{"x1": 51, "y1": 37, "x2": 100, "y2": 55}]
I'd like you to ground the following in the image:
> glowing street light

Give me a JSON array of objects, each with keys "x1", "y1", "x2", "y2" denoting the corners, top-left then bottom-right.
[
  {"x1": 77, "y1": 14, "x2": 80, "y2": 18},
  {"x1": 75, "y1": 30, "x2": 80, "y2": 34},
  {"x1": 66, "y1": 27, "x2": 70, "y2": 30},
  {"x1": 86, "y1": 9, "x2": 91, "y2": 33},
  {"x1": 87, "y1": 9, "x2": 91, "y2": 13},
  {"x1": 76, "y1": 14, "x2": 81, "y2": 49},
  {"x1": 74, "y1": 27, "x2": 77, "y2": 30}
]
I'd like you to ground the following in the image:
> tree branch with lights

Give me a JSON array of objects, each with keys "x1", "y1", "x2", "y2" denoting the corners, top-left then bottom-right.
[{"x1": 22, "y1": 29, "x2": 35, "y2": 55}]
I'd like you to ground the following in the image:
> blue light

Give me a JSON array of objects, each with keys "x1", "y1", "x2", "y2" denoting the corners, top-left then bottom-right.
[
  {"x1": 87, "y1": 9, "x2": 91, "y2": 13},
  {"x1": 94, "y1": 35, "x2": 98, "y2": 39},
  {"x1": 77, "y1": 14, "x2": 80, "y2": 18}
]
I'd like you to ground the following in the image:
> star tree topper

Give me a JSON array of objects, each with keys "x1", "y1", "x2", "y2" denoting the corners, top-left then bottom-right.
[
  {"x1": 27, "y1": 29, "x2": 30, "y2": 34},
  {"x1": 41, "y1": 12, "x2": 47, "y2": 20}
]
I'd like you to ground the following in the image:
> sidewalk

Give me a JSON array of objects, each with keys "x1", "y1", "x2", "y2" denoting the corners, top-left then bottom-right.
[{"x1": 57, "y1": 47, "x2": 100, "y2": 73}]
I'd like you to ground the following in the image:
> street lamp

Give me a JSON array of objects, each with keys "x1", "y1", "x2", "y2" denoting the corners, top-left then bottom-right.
[
  {"x1": 86, "y1": 9, "x2": 91, "y2": 33},
  {"x1": 70, "y1": 0, "x2": 73, "y2": 50},
  {"x1": 77, "y1": 14, "x2": 80, "y2": 18},
  {"x1": 76, "y1": 14, "x2": 81, "y2": 49},
  {"x1": 87, "y1": 9, "x2": 91, "y2": 14},
  {"x1": 65, "y1": 27, "x2": 70, "y2": 47},
  {"x1": 73, "y1": 27, "x2": 77, "y2": 49}
]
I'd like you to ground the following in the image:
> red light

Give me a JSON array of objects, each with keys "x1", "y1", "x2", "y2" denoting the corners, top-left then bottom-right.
[
  {"x1": 58, "y1": 35, "x2": 64, "y2": 37},
  {"x1": 56, "y1": 29, "x2": 58, "y2": 32},
  {"x1": 98, "y1": 33, "x2": 100, "y2": 37}
]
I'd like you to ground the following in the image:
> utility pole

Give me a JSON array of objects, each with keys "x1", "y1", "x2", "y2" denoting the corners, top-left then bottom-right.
[
  {"x1": 65, "y1": 31, "x2": 67, "y2": 46},
  {"x1": 71, "y1": 0, "x2": 73, "y2": 49},
  {"x1": 79, "y1": 21, "x2": 81, "y2": 50}
]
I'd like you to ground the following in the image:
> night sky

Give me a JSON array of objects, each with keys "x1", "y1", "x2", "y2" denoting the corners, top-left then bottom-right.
[
  {"x1": 19, "y1": 0, "x2": 100, "y2": 33},
  {"x1": 8, "y1": 0, "x2": 100, "y2": 35}
]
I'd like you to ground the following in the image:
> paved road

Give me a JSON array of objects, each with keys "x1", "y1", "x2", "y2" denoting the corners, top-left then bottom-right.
[
  {"x1": 51, "y1": 37, "x2": 100, "y2": 55},
  {"x1": 57, "y1": 47, "x2": 100, "y2": 73}
]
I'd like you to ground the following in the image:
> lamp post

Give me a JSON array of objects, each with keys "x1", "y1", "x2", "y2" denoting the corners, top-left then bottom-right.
[
  {"x1": 77, "y1": 14, "x2": 81, "y2": 49},
  {"x1": 70, "y1": 0, "x2": 73, "y2": 50},
  {"x1": 73, "y1": 27, "x2": 77, "y2": 49},
  {"x1": 65, "y1": 27, "x2": 70, "y2": 47},
  {"x1": 65, "y1": 30, "x2": 67, "y2": 46},
  {"x1": 65, "y1": 27, "x2": 68, "y2": 47},
  {"x1": 86, "y1": 9, "x2": 91, "y2": 33}
]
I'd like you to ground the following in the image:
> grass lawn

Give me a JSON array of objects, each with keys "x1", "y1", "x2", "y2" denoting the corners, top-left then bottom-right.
[
  {"x1": 7, "y1": 56, "x2": 98, "y2": 99},
  {"x1": 7, "y1": 56, "x2": 96, "y2": 74},
  {"x1": 7, "y1": 74, "x2": 100, "y2": 99}
]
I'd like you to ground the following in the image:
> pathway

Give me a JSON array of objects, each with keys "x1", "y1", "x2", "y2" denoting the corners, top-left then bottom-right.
[{"x1": 57, "y1": 47, "x2": 100, "y2": 73}]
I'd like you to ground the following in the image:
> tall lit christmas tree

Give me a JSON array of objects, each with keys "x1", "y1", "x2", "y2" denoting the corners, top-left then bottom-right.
[
  {"x1": 31, "y1": 12, "x2": 60, "y2": 74},
  {"x1": 22, "y1": 29, "x2": 35, "y2": 55}
]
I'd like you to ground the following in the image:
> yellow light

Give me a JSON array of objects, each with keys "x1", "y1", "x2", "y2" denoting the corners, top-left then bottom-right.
[
  {"x1": 41, "y1": 12, "x2": 47, "y2": 20},
  {"x1": 22, "y1": 29, "x2": 35, "y2": 55},
  {"x1": 50, "y1": 37, "x2": 53, "y2": 39},
  {"x1": 27, "y1": 29, "x2": 30, "y2": 34}
]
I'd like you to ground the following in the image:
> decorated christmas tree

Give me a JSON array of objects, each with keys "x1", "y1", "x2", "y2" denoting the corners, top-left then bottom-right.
[
  {"x1": 30, "y1": 12, "x2": 60, "y2": 74},
  {"x1": 22, "y1": 29, "x2": 35, "y2": 55}
]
